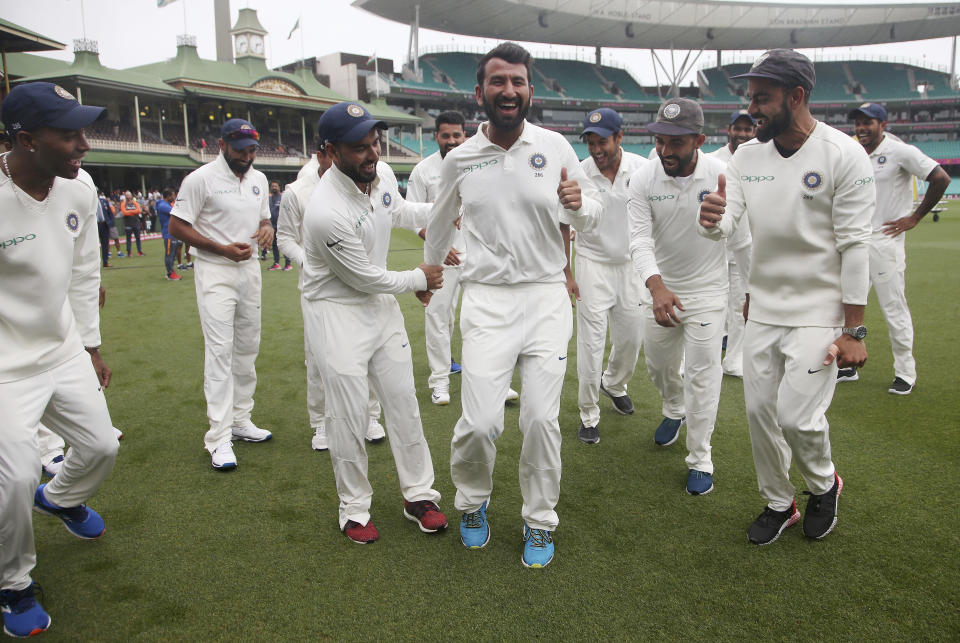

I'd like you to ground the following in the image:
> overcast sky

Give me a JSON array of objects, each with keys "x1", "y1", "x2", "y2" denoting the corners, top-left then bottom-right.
[{"x1": 3, "y1": 0, "x2": 958, "y2": 86}]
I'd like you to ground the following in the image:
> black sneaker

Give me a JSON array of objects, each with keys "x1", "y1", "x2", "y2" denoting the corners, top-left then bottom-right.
[
  {"x1": 836, "y1": 367, "x2": 858, "y2": 382},
  {"x1": 803, "y1": 473, "x2": 843, "y2": 539},
  {"x1": 747, "y1": 500, "x2": 800, "y2": 545},
  {"x1": 888, "y1": 377, "x2": 914, "y2": 395},
  {"x1": 577, "y1": 422, "x2": 599, "y2": 445},
  {"x1": 599, "y1": 382, "x2": 634, "y2": 415}
]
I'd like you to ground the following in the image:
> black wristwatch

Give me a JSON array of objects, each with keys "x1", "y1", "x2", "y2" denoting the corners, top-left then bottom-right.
[{"x1": 842, "y1": 325, "x2": 867, "y2": 341}]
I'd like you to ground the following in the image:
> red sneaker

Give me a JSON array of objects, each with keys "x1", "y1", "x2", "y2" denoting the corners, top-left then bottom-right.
[
  {"x1": 268, "y1": 263, "x2": 281, "y2": 271},
  {"x1": 137, "y1": 252, "x2": 145, "y2": 256},
  {"x1": 403, "y1": 500, "x2": 448, "y2": 533},
  {"x1": 343, "y1": 520, "x2": 379, "y2": 544},
  {"x1": 166, "y1": 272, "x2": 182, "y2": 281}
]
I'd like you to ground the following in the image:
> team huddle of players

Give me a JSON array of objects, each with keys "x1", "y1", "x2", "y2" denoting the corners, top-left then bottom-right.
[{"x1": 0, "y1": 43, "x2": 948, "y2": 637}]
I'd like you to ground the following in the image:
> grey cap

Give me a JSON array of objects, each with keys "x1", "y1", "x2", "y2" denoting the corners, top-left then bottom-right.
[
  {"x1": 647, "y1": 98, "x2": 704, "y2": 136},
  {"x1": 732, "y1": 49, "x2": 816, "y2": 92}
]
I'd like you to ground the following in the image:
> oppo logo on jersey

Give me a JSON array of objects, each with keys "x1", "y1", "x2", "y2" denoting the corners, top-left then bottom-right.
[
  {"x1": 462, "y1": 159, "x2": 498, "y2": 174},
  {"x1": 854, "y1": 176, "x2": 874, "y2": 185},
  {"x1": 1, "y1": 233, "x2": 38, "y2": 250},
  {"x1": 648, "y1": 194, "x2": 675, "y2": 202},
  {"x1": 741, "y1": 175, "x2": 775, "y2": 183}
]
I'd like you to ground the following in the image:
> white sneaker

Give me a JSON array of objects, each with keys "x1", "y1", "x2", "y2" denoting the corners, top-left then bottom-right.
[
  {"x1": 366, "y1": 419, "x2": 386, "y2": 443},
  {"x1": 113, "y1": 427, "x2": 124, "y2": 441},
  {"x1": 506, "y1": 388, "x2": 519, "y2": 402},
  {"x1": 232, "y1": 423, "x2": 272, "y2": 443},
  {"x1": 432, "y1": 383, "x2": 450, "y2": 405},
  {"x1": 211, "y1": 442, "x2": 237, "y2": 470},
  {"x1": 42, "y1": 454, "x2": 65, "y2": 477},
  {"x1": 311, "y1": 425, "x2": 328, "y2": 451}
]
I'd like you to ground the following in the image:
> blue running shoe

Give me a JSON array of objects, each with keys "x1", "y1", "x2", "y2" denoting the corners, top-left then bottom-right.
[
  {"x1": 686, "y1": 469, "x2": 714, "y2": 495},
  {"x1": 522, "y1": 524, "x2": 554, "y2": 568},
  {"x1": 450, "y1": 359, "x2": 462, "y2": 374},
  {"x1": 654, "y1": 416, "x2": 685, "y2": 446},
  {"x1": 459, "y1": 501, "x2": 490, "y2": 549},
  {"x1": 1, "y1": 583, "x2": 50, "y2": 638},
  {"x1": 33, "y1": 484, "x2": 105, "y2": 540}
]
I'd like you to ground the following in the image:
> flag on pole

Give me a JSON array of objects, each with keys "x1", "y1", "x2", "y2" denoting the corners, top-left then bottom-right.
[
  {"x1": 287, "y1": 18, "x2": 300, "y2": 40},
  {"x1": 157, "y1": 0, "x2": 180, "y2": 7},
  {"x1": 366, "y1": 52, "x2": 377, "y2": 65}
]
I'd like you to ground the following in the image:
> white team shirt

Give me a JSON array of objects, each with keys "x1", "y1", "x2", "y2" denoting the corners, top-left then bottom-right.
[
  {"x1": 0, "y1": 168, "x2": 100, "y2": 383},
  {"x1": 699, "y1": 121, "x2": 875, "y2": 327},
  {"x1": 277, "y1": 165, "x2": 321, "y2": 272},
  {"x1": 576, "y1": 150, "x2": 647, "y2": 264},
  {"x1": 629, "y1": 151, "x2": 749, "y2": 298},
  {"x1": 868, "y1": 135, "x2": 939, "y2": 231},
  {"x1": 301, "y1": 161, "x2": 432, "y2": 304},
  {"x1": 425, "y1": 120, "x2": 602, "y2": 285},
  {"x1": 706, "y1": 144, "x2": 733, "y2": 165},
  {"x1": 171, "y1": 153, "x2": 270, "y2": 265},
  {"x1": 407, "y1": 151, "x2": 465, "y2": 255}
]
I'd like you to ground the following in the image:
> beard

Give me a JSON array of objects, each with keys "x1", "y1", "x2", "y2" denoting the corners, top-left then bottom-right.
[
  {"x1": 224, "y1": 153, "x2": 252, "y2": 176},
  {"x1": 338, "y1": 160, "x2": 377, "y2": 184},
  {"x1": 755, "y1": 100, "x2": 792, "y2": 142},
  {"x1": 659, "y1": 147, "x2": 697, "y2": 177},
  {"x1": 482, "y1": 93, "x2": 530, "y2": 131}
]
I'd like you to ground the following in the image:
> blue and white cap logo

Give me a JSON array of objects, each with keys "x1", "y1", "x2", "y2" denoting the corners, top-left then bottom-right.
[
  {"x1": 529, "y1": 153, "x2": 547, "y2": 170},
  {"x1": 588, "y1": 111, "x2": 603, "y2": 123},
  {"x1": 802, "y1": 170, "x2": 823, "y2": 191},
  {"x1": 663, "y1": 103, "x2": 681, "y2": 119},
  {"x1": 65, "y1": 212, "x2": 79, "y2": 231},
  {"x1": 347, "y1": 104, "x2": 365, "y2": 118},
  {"x1": 382, "y1": 192, "x2": 392, "y2": 207}
]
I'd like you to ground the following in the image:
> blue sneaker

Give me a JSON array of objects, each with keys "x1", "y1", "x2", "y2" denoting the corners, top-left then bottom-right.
[
  {"x1": 1, "y1": 584, "x2": 51, "y2": 638},
  {"x1": 117, "y1": 251, "x2": 126, "y2": 257},
  {"x1": 686, "y1": 469, "x2": 714, "y2": 495},
  {"x1": 521, "y1": 524, "x2": 555, "y2": 568},
  {"x1": 450, "y1": 360, "x2": 462, "y2": 374},
  {"x1": 459, "y1": 501, "x2": 490, "y2": 549},
  {"x1": 33, "y1": 484, "x2": 105, "y2": 540},
  {"x1": 654, "y1": 416, "x2": 685, "y2": 446}
]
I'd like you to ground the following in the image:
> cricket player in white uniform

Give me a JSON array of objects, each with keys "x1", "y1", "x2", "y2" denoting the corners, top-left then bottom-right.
[
  {"x1": 170, "y1": 119, "x2": 274, "y2": 471},
  {"x1": 277, "y1": 142, "x2": 386, "y2": 452},
  {"x1": 0, "y1": 83, "x2": 118, "y2": 638},
  {"x1": 699, "y1": 50, "x2": 874, "y2": 545},
  {"x1": 573, "y1": 108, "x2": 647, "y2": 445},
  {"x1": 629, "y1": 98, "x2": 751, "y2": 496},
  {"x1": 301, "y1": 102, "x2": 447, "y2": 545},
  {"x1": 707, "y1": 110, "x2": 757, "y2": 378},
  {"x1": 845, "y1": 102, "x2": 950, "y2": 394},
  {"x1": 424, "y1": 43, "x2": 602, "y2": 568}
]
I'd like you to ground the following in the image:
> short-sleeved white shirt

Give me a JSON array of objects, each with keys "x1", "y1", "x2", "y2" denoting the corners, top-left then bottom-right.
[
  {"x1": 171, "y1": 153, "x2": 269, "y2": 265},
  {"x1": 576, "y1": 150, "x2": 647, "y2": 264},
  {"x1": 869, "y1": 135, "x2": 939, "y2": 230}
]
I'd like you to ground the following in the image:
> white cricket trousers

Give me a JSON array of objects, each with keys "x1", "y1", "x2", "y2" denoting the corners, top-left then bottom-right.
[
  {"x1": 303, "y1": 295, "x2": 439, "y2": 529},
  {"x1": 194, "y1": 258, "x2": 261, "y2": 451},
  {"x1": 425, "y1": 264, "x2": 463, "y2": 389},
  {"x1": 870, "y1": 232, "x2": 916, "y2": 385},
  {"x1": 575, "y1": 256, "x2": 644, "y2": 427},
  {"x1": 0, "y1": 352, "x2": 117, "y2": 591},
  {"x1": 723, "y1": 259, "x2": 747, "y2": 376},
  {"x1": 451, "y1": 282, "x2": 572, "y2": 531},
  {"x1": 301, "y1": 296, "x2": 381, "y2": 429},
  {"x1": 743, "y1": 321, "x2": 839, "y2": 511},
  {"x1": 642, "y1": 295, "x2": 725, "y2": 473}
]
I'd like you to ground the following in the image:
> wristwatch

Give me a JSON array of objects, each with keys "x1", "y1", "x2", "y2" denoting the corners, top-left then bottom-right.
[{"x1": 842, "y1": 325, "x2": 867, "y2": 340}]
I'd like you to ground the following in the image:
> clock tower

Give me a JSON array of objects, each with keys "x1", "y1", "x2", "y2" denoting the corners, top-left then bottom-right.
[{"x1": 230, "y1": 7, "x2": 268, "y2": 61}]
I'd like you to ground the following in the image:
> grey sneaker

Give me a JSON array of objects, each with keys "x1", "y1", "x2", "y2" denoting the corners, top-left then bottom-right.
[
  {"x1": 888, "y1": 377, "x2": 913, "y2": 395},
  {"x1": 577, "y1": 422, "x2": 599, "y2": 445},
  {"x1": 599, "y1": 381, "x2": 634, "y2": 415},
  {"x1": 802, "y1": 473, "x2": 843, "y2": 540}
]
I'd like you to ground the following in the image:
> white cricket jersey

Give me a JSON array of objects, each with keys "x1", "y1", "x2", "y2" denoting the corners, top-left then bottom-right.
[
  {"x1": 425, "y1": 120, "x2": 601, "y2": 285},
  {"x1": 277, "y1": 165, "x2": 321, "y2": 270},
  {"x1": 629, "y1": 151, "x2": 749, "y2": 298},
  {"x1": 301, "y1": 161, "x2": 432, "y2": 304},
  {"x1": 868, "y1": 135, "x2": 938, "y2": 231},
  {"x1": 297, "y1": 155, "x2": 320, "y2": 182},
  {"x1": 408, "y1": 151, "x2": 465, "y2": 254},
  {"x1": 706, "y1": 144, "x2": 734, "y2": 165},
  {"x1": 0, "y1": 169, "x2": 100, "y2": 383},
  {"x1": 700, "y1": 121, "x2": 875, "y2": 327},
  {"x1": 575, "y1": 150, "x2": 647, "y2": 263},
  {"x1": 171, "y1": 153, "x2": 270, "y2": 265}
]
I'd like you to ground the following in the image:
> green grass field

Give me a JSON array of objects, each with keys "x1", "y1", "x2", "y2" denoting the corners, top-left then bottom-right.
[{"x1": 30, "y1": 203, "x2": 960, "y2": 640}]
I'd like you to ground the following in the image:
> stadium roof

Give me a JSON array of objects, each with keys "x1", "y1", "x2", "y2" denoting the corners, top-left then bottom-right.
[{"x1": 354, "y1": 0, "x2": 960, "y2": 51}]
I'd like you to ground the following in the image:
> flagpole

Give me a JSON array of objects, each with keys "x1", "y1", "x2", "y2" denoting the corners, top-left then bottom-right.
[
  {"x1": 374, "y1": 54, "x2": 380, "y2": 100},
  {"x1": 299, "y1": 13, "x2": 305, "y2": 64},
  {"x1": 182, "y1": 0, "x2": 187, "y2": 34}
]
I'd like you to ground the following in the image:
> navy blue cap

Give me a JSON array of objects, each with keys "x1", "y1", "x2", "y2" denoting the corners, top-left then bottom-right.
[
  {"x1": 729, "y1": 109, "x2": 756, "y2": 126},
  {"x1": 733, "y1": 49, "x2": 816, "y2": 92},
  {"x1": 1, "y1": 82, "x2": 105, "y2": 135},
  {"x1": 648, "y1": 98, "x2": 704, "y2": 136},
  {"x1": 581, "y1": 108, "x2": 622, "y2": 138},
  {"x1": 317, "y1": 102, "x2": 386, "y2": 145},
  {"x1": 220, "y1": 118, "x2": 261, "y2": 150},
  {"x1": 848, "y1": 102, "x2": 887, "y2": 122}
]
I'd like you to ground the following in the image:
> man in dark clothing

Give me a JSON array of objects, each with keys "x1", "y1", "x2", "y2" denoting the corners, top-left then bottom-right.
[{"x1": 267, "y1": 181, "x2": 291, "y2": 271}]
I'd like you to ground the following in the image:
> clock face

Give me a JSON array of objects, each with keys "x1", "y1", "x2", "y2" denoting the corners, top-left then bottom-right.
[
  {"x1": 251, "y1": 35, "x2": 264, "y2": 55},
  {"x1": 236, "y1": 34, "x2": 249, "y2": 54}
]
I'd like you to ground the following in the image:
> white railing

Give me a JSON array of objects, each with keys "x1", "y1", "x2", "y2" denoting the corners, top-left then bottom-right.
[
  {"x1": 700, "y1": 52, "x2": 952, "y2": 76},
  {"x1": 87, "y1": 138, "x2": 187, "y2": 154}
]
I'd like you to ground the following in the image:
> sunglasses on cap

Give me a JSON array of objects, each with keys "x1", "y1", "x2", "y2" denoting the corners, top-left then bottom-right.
[{"x1": 224, "y1": 128, "x2": 260, "y2": 142}]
